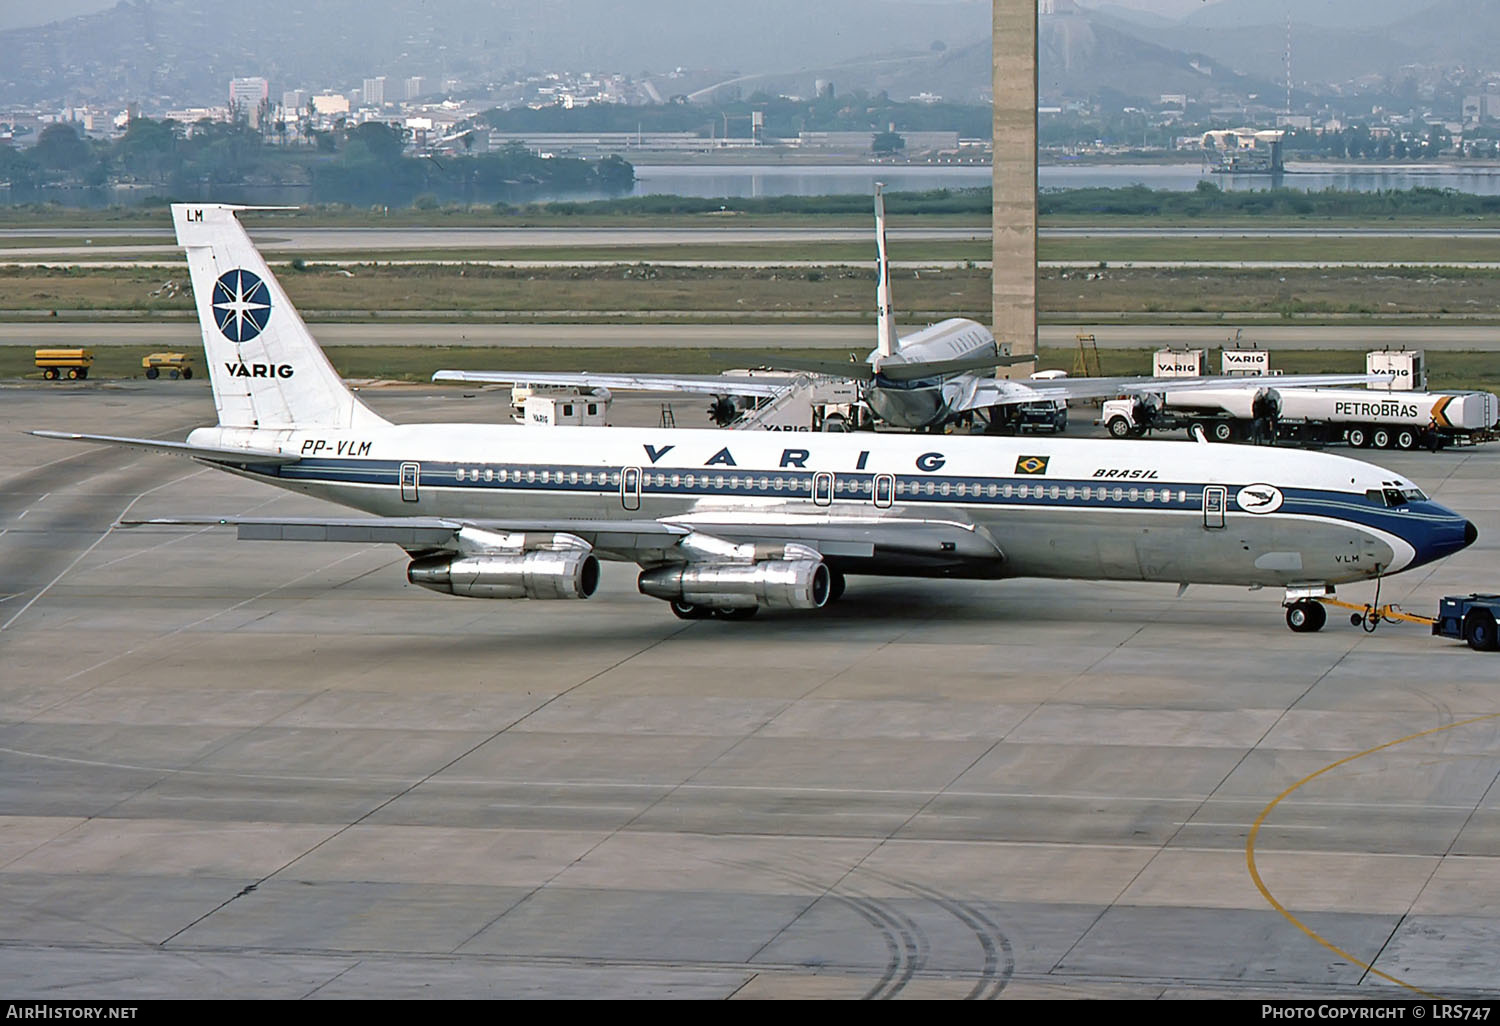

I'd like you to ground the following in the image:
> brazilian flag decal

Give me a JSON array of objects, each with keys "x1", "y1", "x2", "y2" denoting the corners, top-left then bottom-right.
[{"x1": 1015, "y1": 455, "x2": 1049, "y2": 476}]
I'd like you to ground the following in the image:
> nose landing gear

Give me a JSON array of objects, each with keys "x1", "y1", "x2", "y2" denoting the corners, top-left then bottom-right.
[{"x1": 1285, "y1": 600, "x2": 1327, "y2": 633}]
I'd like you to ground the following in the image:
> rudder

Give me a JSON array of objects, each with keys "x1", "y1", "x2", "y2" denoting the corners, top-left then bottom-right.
[{"x1": 172, "y1": 204, "x2": 387, "y2": 430}]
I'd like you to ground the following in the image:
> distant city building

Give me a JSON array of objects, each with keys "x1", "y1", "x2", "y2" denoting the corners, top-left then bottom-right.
[
  {"x1": 405, "y1": 77, "x2": 427, "y2": 101},
  {"x1": 282, "y1": 89, "x2": 309, "y2": 115},
  {"x1": 1202, "y1": 128, "x2": 1285, "y2": 173},
  {"x1": 312, "y1": 93, "x2": 350, "y2": 116},
  {"x1": 799, "y1": 130, "x2": 959, "y2": 153},
  {"x1": 164, "y1": 107, "x2": 232, "y2": 132},
  {"x1": 229, "y1": 76, "x2": 269, "y2": 127},
  {"x1": 1462, "y1": 93, "x2": 1500, "y2": 122},
  {"x1": 362, "y1": 76, "x2": 387, "y2": 106}
]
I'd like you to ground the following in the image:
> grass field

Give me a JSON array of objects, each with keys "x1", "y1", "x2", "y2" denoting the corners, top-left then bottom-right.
[
  {"x1": 9, "y1": 344, "x2": 1498, "y2": 396},
  {"x1": 7, "y1": 235, "x2": 1497, "y2": 266},
  {"x1": 5, "y1": 263, "x2": 1499, "y2": 323}
]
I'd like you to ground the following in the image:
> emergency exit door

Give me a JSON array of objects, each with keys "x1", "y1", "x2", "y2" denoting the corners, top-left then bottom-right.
[{"x1": 400, "y1": 462, "x2": 420, "y2": 503}]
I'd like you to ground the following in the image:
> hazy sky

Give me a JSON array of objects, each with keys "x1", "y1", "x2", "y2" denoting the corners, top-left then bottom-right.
[
  {"x1": 1077, "y1": 0, "x2": 1213, "y2": 15},
  {"x1": 0, "y1": 0, "x2": 115, "y2": 31},
  {"x1": 0, "y1": 0, "x2": 1220, "y2": 35}
]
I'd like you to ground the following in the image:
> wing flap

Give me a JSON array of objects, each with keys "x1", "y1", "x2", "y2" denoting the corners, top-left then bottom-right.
[
  {"x1": 120, "y1": 515, "x2": 691, "y2": 556},
  {"x1": 432, "y1": 370, "x2": 791, "y2": 398}
]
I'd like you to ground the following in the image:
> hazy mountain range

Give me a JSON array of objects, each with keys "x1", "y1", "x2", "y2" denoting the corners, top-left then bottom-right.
[
  {"x1": 1086, "y1": 0, "x2": 1500, "y2": 86},
  {"x1": 0, "y1": 0, "x2": 1491, "y2": 110}
]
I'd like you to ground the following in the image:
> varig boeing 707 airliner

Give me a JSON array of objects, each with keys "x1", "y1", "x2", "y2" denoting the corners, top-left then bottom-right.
[{"x1": 34, "y1": 204, "x2": 1477, "y2": 631}]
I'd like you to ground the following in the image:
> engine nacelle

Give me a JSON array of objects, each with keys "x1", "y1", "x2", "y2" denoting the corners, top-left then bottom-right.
[
  {"x1": 408, "y1": 549, "x2": 600, "y2": 600},
  {"x1": 637, "y1": 559, "x2": 831, "y2": 610}
]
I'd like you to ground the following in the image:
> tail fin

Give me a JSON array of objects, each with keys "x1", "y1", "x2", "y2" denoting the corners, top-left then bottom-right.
[
  {"x1": 172, "y1": 204, "x2": 388, "y2": 431},
  {"x1": 873, "y1": 183, "x2": 898, "y2": 361}
]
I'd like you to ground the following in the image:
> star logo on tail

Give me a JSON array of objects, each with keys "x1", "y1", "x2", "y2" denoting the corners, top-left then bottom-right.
[{"x1": 212, "y1": 269, "x2": 272, "y2": 343}]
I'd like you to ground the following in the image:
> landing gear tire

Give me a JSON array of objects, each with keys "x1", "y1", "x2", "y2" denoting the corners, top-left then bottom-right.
[
  {"x1": 714, "y1": 606, "x2": 759, "y2": 621},
  {"x1": 669, "y1": 600, "x2": 714, "y2": 620},
  {"x1": 1347, "y1": 427, "x2": 1369, "y2": 448},
  {"x1": 1464, "y1": 610, "x2": 1498, "y2": 652},
  {"x1": 1286, "y1": 600, "x2": 1327, "y2": 633}
]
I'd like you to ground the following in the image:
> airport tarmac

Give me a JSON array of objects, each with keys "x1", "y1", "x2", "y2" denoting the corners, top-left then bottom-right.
[{"x1": 3, "y1": 381, "x2": 1500, "y2": 1000}]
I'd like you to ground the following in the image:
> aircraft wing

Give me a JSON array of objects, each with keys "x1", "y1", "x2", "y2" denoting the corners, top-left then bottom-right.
[
  {"x1": 431, "y1": 369, "x2": 792, "y2": 398},
  {"x1": 122, "y1": 511, "x2": 1006, "y2": 574},
  {"x1": 955, "y1": 372, "x2": 1395, "y2": 413}
]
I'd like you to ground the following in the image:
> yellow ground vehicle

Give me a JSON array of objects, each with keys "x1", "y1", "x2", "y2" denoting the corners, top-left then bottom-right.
[
  {"x1": 142, "y1": 352, "x2": 194, "y2": 379},
  {"x1": 34, "y1": 349, "x2": 93, "y2": 380}
]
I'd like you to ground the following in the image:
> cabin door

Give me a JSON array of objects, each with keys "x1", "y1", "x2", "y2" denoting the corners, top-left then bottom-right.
[{"x1": 1202, "y1": 486, "x2": 1226, "y2": 529}]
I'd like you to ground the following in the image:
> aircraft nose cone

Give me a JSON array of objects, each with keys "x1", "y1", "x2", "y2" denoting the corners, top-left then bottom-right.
[{"x1": 1465, "y1": 520, "x2": 1479, "y2": 548}]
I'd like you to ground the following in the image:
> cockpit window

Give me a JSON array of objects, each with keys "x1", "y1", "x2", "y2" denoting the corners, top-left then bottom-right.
[{"x1": 1366, "y1": 487, "x2": 1428, "y2": 507}]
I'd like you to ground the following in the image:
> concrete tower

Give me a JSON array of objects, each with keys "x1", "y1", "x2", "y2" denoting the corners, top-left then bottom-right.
[{"x1": 992, "y1": 0, "x2": 1038, "y2": 364}]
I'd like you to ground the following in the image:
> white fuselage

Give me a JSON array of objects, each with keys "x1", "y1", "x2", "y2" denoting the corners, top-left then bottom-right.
[{"x1": 188, "y1": 422, "x2": 1475, "y2": 588}]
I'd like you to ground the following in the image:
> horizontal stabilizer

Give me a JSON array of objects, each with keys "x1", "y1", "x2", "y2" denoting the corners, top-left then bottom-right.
[
  {"x1": 876, "y1": 351, "x2": 1038, "y2": 383},
  {"x1": 30, "y1": 430, "x2": 298, "y2": 465},
  {"x1": 744, "y1": 355, "x2": 876, "y2": 381}
]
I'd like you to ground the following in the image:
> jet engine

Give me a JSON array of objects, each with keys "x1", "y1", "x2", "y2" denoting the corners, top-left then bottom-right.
[
  {"x1": 637, "y1": 558, "x2": 831, "y2": 611},
  {"x1": 407, "y1": 531, "x2": 599, "y2": 599}
]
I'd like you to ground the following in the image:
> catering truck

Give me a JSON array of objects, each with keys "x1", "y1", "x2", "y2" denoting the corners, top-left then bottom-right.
[{"x1": 1102, "y1": 386, "x2": 1499, "y2": 450}]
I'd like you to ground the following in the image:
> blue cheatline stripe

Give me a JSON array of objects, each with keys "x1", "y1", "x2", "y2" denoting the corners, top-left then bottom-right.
[{"x1": 248, "y1": 457, "x2": 1463, "y2": 539}]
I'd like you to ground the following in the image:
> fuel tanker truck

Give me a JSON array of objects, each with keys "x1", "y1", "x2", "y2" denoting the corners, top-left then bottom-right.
[{"x1": 1102, "y1": 387, "x2": 1498, "y2": 450}]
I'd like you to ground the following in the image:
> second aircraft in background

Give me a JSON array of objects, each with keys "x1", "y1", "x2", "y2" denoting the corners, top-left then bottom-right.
[{"x1": 434, "y1": 184, "x2": 1384, "y2": 431}]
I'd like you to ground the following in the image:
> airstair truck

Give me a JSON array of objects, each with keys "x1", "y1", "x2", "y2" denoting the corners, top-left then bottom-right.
[{"x1": 1103, "y1": 387, "x2": 1498, "y2": 450}]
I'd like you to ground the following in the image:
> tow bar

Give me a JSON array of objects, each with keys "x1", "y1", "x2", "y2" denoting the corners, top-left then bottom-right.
[{"x1": 1316, "y1": 592, "x2": 1500, "y2": 652}]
